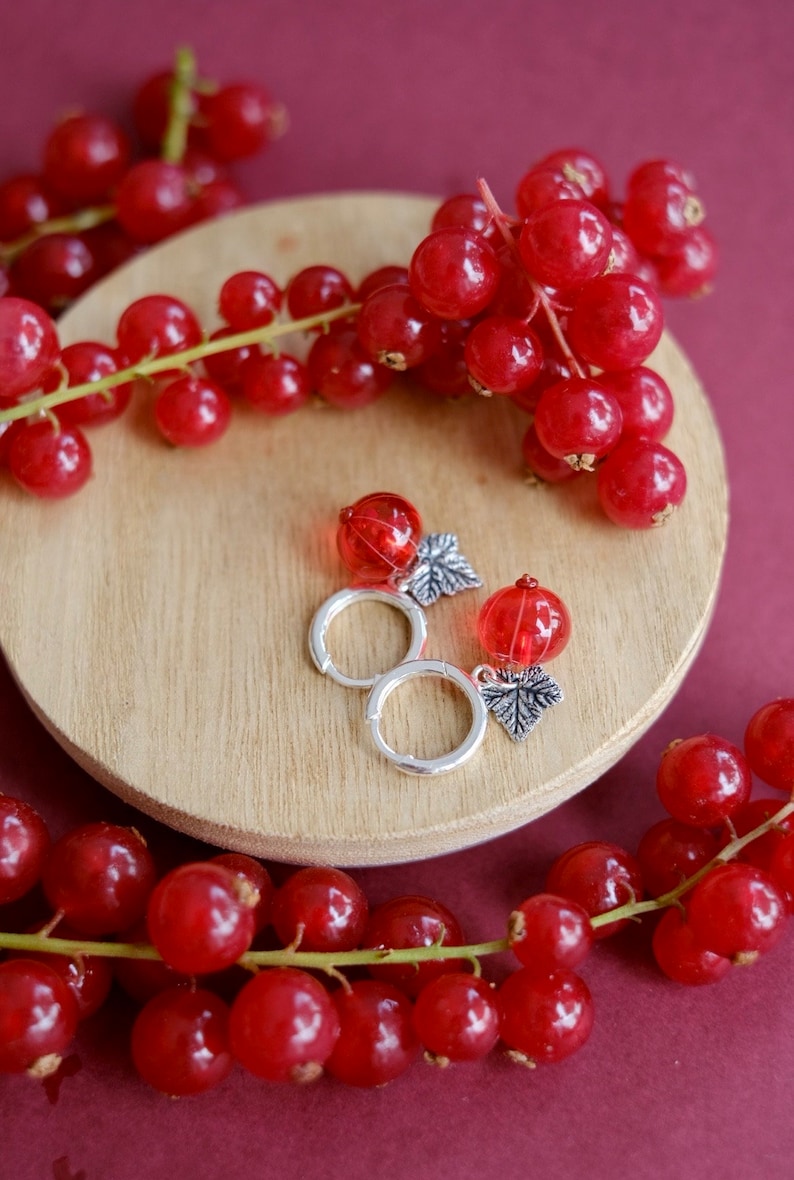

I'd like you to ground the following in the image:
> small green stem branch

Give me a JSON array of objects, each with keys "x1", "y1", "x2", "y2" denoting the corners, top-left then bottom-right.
[
  {"x1": 161, "y1": 46, "x2": 198, "y2": 165},
  {"x1": 476, "y1": 176, "x2": 587, "y2": 379},
  {"x1": 1, "y1": 801, "x2": 791, "y2": 969},
  {"x1": 0, "y1": 303, "x2": 361, "y2": 424},
  {"x1": 591, "y1": 797, "x2": 794, "y2": 929},
  {"x1": 0, "y1": 205, "x2": 117, "y2": 267}
]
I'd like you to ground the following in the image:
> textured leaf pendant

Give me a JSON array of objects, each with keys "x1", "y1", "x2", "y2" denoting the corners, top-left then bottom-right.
[
  {"x1": 400, "y1": 532, "x2": 482, "y2": 607},
  {"x1": 477, "y1": 665, "x2": 564, "y2": 741}
]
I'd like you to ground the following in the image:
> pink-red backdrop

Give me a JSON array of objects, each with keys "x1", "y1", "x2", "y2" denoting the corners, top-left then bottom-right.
[{"x1": 1, "y1": 2, "x2": 793, "y2": 1177}]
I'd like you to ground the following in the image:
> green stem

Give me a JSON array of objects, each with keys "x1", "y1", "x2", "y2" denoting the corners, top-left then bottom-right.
[
  {"x1": 1, "y1": 801, "x2": 791, "y2": 969},
  {"x1": 0, "y1": 304, "x2": 361, "y2": 424},
  {"x1": 161, "y1": 46, "x2": 198, "y2": 165},
  {"x1": 0, "y1": 205, "x2": 117, "y2": 267},
  {"x1": 591, "y1": 798, "x2": 794, "y2": 929}
]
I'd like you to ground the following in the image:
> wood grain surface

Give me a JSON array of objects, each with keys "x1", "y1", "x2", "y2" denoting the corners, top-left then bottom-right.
[{"x1": 0, "y1": 194, "x2": 729, "y2": 864}]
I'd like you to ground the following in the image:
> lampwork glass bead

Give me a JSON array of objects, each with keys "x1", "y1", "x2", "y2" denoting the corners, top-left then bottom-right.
[
  {"x1": 336, "y1": 491, "x2": 422, "y2": 583},
  {"x1": 477, "y1": 575, "x2": 571, "y2": 665}
]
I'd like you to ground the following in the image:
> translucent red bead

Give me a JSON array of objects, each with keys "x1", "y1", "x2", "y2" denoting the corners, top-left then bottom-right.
[
  {"x1": 477, "y1": 575, "x2": 571, "y2": 666},
  {"x1": 336, "y1": 491, "x2": 422, "y2": 583}
]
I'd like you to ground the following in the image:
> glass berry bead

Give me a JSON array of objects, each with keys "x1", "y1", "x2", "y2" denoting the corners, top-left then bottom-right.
[
  {"x1": 336, "y1": 491, "x2": 422, "y2": 583},
  {"x1": 477, "y1": 575, "x2": 571, "y2": 666}
]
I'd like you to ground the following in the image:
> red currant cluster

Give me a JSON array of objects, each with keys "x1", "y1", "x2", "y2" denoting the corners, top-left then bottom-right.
[
  {"x1": 0, "y1": 46, "x2": 285, "y2": 314},
  {"x1": 0, "y1": 699, "x2": 791, "y2": 1094}
]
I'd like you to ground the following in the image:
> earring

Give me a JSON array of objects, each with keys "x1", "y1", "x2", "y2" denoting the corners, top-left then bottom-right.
[
  {"x1": 365, "y1": 575, "x2": 570, "y2": 775},
  {"x1": 309, "y1": 490, "x2": 482, "y2": 689}
]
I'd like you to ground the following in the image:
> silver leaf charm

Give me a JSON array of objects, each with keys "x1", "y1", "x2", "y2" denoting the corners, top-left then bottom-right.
[
  {"x1": 401, "y1": 532, "x2": 483, "y2": 607},
  {"x1": 478, "y1": 665, "x2": 563, "y2": 741}
]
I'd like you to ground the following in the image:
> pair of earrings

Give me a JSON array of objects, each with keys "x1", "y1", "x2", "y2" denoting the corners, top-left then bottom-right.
[{"x1": 309, "y1": 491, "x2": 571, "y2": 776}]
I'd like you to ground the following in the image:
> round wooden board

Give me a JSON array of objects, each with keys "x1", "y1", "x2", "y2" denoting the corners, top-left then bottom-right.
[{"x1": 0, "y1": 194, "x2": 728, "y2": 865}]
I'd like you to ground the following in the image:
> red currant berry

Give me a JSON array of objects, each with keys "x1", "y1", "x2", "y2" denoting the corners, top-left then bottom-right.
[
  {"x1": 12, "y1": 233, "x2": 98, "y2": 312},
  {"x1": 521, "y1": 422, "x2": 581, "y2": 484},
  {"x1": 717, "y1": 798, "x2": 794, "y2": 873},
  {"x1": 218, "y1": 270, "x2": 282, "y2": 330},
  {"x1": 519, "y1": 199, "x2": 613, "y2": 290},
  {"x1": 307, "y1": 327, "x2": 393, "y2": 408},
  {"x1": 271, "y1": 866, "x2": 368, "y2": 953},
  {"x1": 769, "y1": 833, "x2": 794, "y2": 912},
  {"x1": 0, "y1": 174, "x2": 63, "y2": 241},
  {"x1": 190, "y1": 179, "x2": 244, "y2": 223},
  {"x1": 431, "y1": 193, "x2": 497, "y2": 244},
  {"x1": 512, "y1": 353, "x2": 573, "y2": 414},
  {"x1": 336, "y1": 490, "x2": 422, "y2": 583},
  {"x1": 133, "y1": 71, "x2": 197, "y2": 151},
  {"x1": 687, "y1": 864, "x2": 788, "y2": 961},
  {"x1": 131, "y1": 987, "x2": 233, "y2": 1096},
  {"x1": 628, "y1": 159, "x2": 697, "y2": 193},
  {"x1": 623, "y1": 175, "x2": 705, "y2": 257},
  {"x1": 361, "y1": 895, "x2": 466, "y2": 997},
  {"x1": 596, "y1": 366, "x2": 674, "y2": 442},
  {"x1": 9, "y1": 420, "x2": 92, "y2": 499},
  {"x1": 0, "y1": 959, "x2": 78, "y2": 1074},
  {"x1": 508, "y1": 893, "x2": 594, "y2": 971},
  {"x1": 21, "y1": 920, "x2": 113, "y2": 1019},
  {"x1": 211, "y1": 852, "x2": 274, "y2": 932},
  {"x1": 113, "y1": 918, "x2": 190, "y2": 1004},
  {"x1": 115, "y1": 161, "x2": 194, "y2": 244},
  {"x1": 229, "y1": 967, "x2": 339, "y2": 1083},
  {"x1": 325, "y1": 980, "x2": 418, "y2": 1087},
  {"x1": 535, "y1": 148, "x2": 610, "y2": 209},
  {"x1": 43, "y1": 114, "x2": 130, "y2": 205},
  {"x1": 43, "y1": 341, "x2": 133, "y2": 427},
  {"x1": 412, "y1": 973, "x2": 500, "y2": 1062},
  {"x1": 568, "y1": 274, "x2": 664, "y2": 370},
  {"x1": 636, "y1": 819, "x2": 720, "y2": 898},
  {"x1": 597, "y1": 438, "x2": 687, "y2": 528},
  {"x1": 607, "y1": 225, "x2": 643, "y2": 277},
  {"x1": 241, "y1": 353, "x2": 311, "y2": 415},
  {"x1": 744, "y1": 699, "x2": 794, "y2": 792},
  {"x1": 356, "y1": 283, "x2": 442, "y2": 370},
  {"x1": 42, "y1": 822, "x2": 156, "y2": 935},
  {"x1": 414, "y1": 319, "x2": 472, "y2": 398},
  {"x1": 651, "y1": 906, "x2": 732, "y2": 986},
  {"x1": 409, "y1": 227, "x2": 501, "y2": 320},
  {"x1": 202, "y1": 327, "x2": 261, "y2": 391},
  {"x1": 656, "y1": 734, "x2": 752, "y2": 828},
  {"x1": 202, "y1": 83, "x2": 285, "y2": 161},
  {"x1": 147, "y1": 862, "x2": 257, "y2": 975},
  {"x1": 154, "y1": 375, "x2": 232, "y2": 447},
  {"x1": 285, "y1": 265, "x2": 353, "y2": 322},
  {"x1": 356, "y1": 265, "x2": 411, "y2": 301},
  {"x1": 534, "y1": 376, "x2": 622, "y2": 469},
  {"x1": 0, "y1": 795, "x2": 50, "y2": 904},
  {"x1": 545, "y1": 841, "x2": 643, "y2": 938},
  {"x1": 478, "y1": 575, "x2": 571, "y2": 665},
  {"x1": 498, "y1": 967, "x2": 594, "y2": 1063},
  {"x1": 515, "y1": 165, "x2": 584, "y2": 219},
  {"x1": 464, "y1": 315, "x2": 543, "y2": 396},
  {"x1": 653, "y1": 226, "x2": 718, "y2": 297},
  {"x1": 116, "y1": 294, "x2": 202, "y2": 366},
  {"x1": 0, "y1": 296, "x2": 60, "y2": 401}
]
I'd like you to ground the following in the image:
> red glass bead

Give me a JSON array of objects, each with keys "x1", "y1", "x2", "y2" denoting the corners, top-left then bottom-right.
[
  {"x1": 336, "y1": 491, "x2": 422, "y2": 583},
  {"x1": 477, "y1": 575, "x2": 571, "y2": 665}
]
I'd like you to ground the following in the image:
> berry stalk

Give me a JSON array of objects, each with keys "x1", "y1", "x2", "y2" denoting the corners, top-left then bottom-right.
[
  {"x1": 0, "y1": 303, "x2": 361, "y2": 423},
  {"x1": 475, "y1": 176, "x2": 587, "y2": 379},
  {"x1": 1, "y1": 798, "x2": 790, "y2": 966},
  {"x1": 0, "y1": 205, "x2": 116, "y2": 266},
  {"x1": 160, "y1": 45, "x2": 198, "y2": 165}
]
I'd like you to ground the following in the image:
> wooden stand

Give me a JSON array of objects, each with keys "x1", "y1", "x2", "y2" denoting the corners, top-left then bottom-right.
[{"x1": 0, "y1": 194, "x2": 728, "y2": 864}]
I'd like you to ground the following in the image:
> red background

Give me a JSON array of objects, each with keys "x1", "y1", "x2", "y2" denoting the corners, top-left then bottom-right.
[{"x1": 1, "y1": 2, "x2": 793, "y2": 1177}]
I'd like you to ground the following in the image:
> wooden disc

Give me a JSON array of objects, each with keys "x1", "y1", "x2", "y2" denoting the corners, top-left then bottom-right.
[{"x1": 0, "y1": 194, "x2": 728, "y2": 865}]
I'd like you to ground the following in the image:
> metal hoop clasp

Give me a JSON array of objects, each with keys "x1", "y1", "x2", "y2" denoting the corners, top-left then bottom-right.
[
  {"x1": 309, "y1": 586, "x2": 428, "y2": 689},
  {"x1": 365, "y1": 658, "x2": 489, "y2": 776}
]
